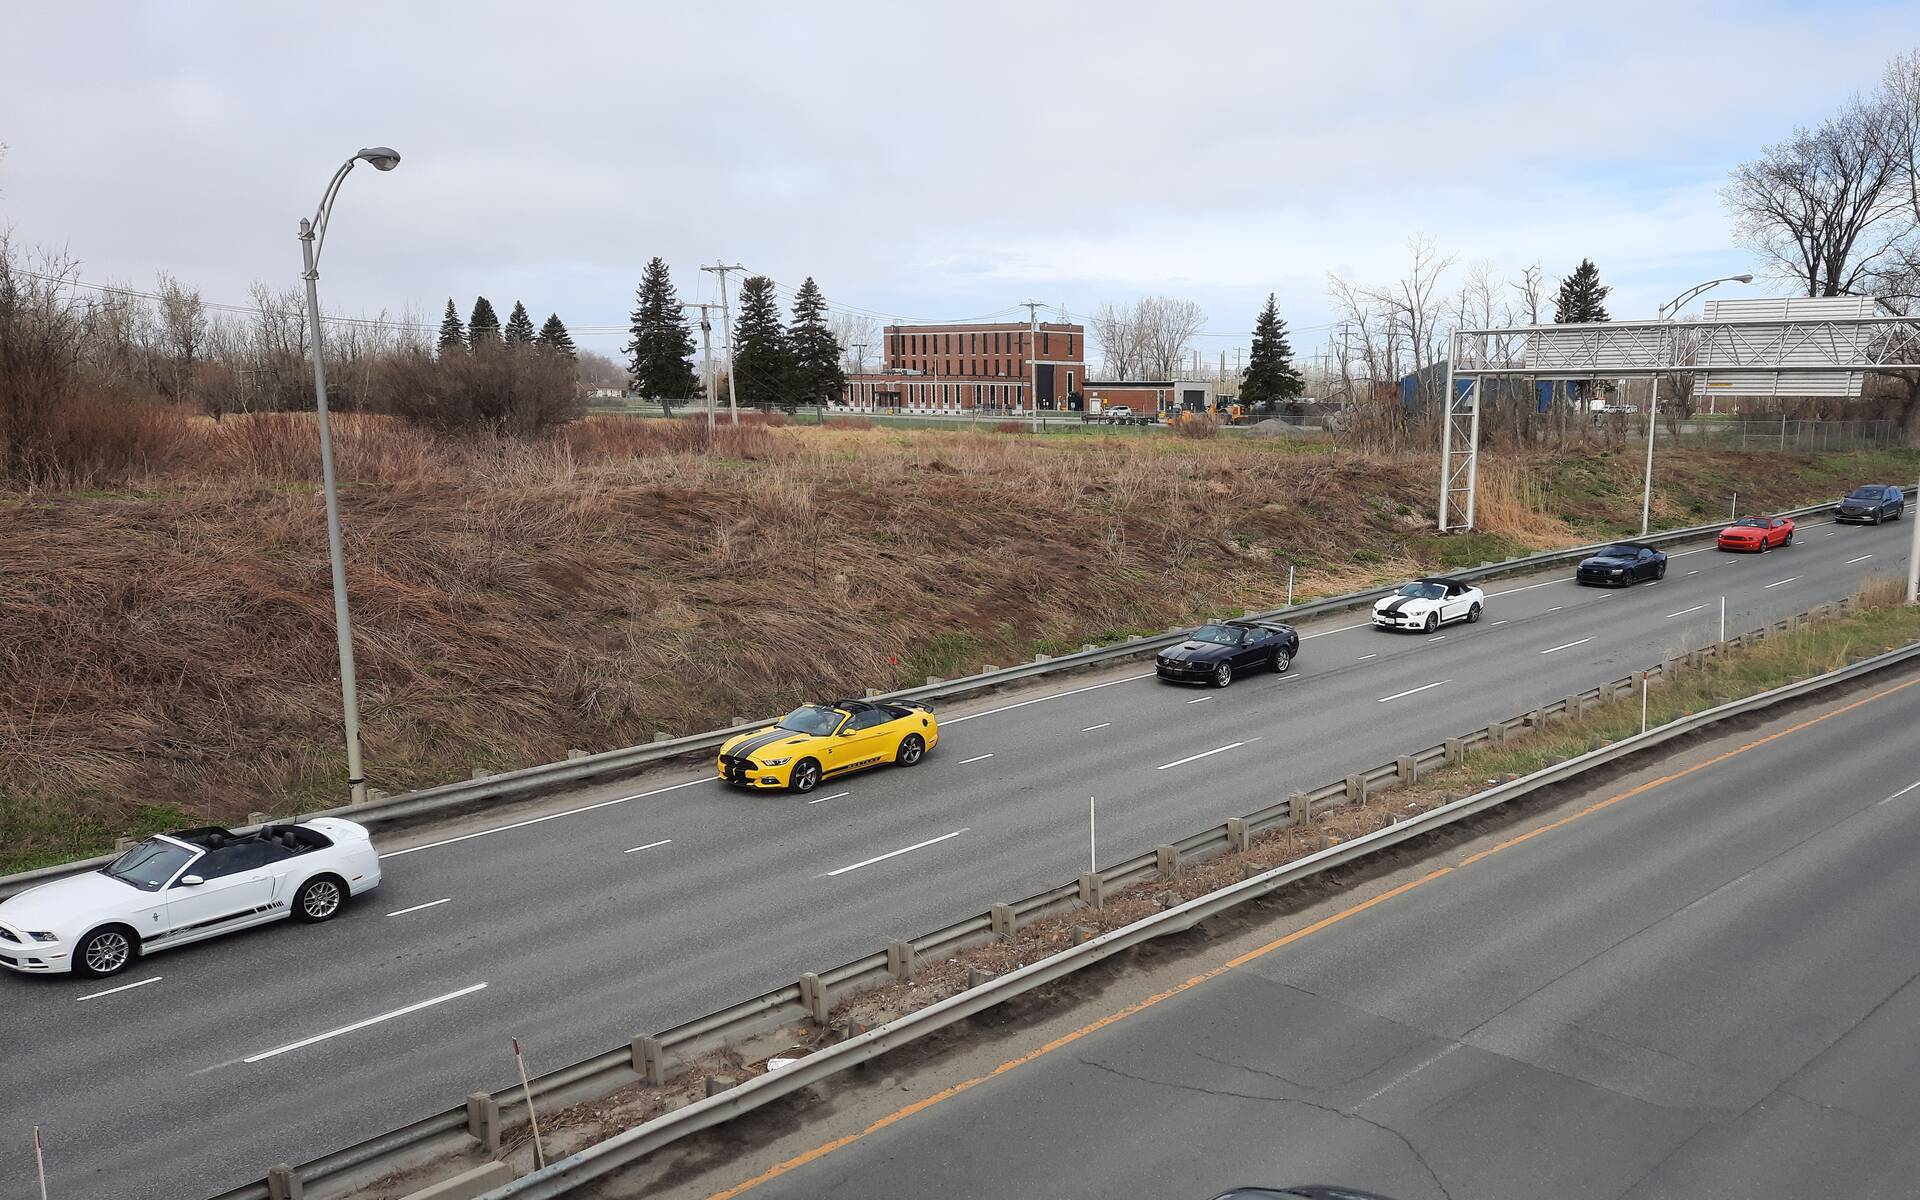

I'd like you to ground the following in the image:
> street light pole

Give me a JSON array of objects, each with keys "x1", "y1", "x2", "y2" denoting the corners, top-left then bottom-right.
[
  {"x1": 298, "y1": 146, "x2": 400, "y2": 805},
  {"x1": 1641, "y1": 274, "x2": 1753, "y2": 536}
]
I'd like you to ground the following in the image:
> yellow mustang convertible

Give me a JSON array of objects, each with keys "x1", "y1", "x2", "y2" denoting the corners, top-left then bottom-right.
[{"x1": 715, "y1": 699, "x2": 940, "y2": 793}]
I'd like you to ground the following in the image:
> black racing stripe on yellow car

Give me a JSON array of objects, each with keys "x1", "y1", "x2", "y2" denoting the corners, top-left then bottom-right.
[{"x1": 729, "y1": 730, "x2": 800, "y2": 760}]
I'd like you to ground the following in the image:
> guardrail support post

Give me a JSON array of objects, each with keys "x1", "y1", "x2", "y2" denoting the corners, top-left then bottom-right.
[
  {"x1": 865, "y1": 688, "x2": 881, "y2": 699},
  {"x1": 1713, "y1": 640, "x2": 1727, "y2": 660},
  {"x1": 1078, "y1": 872, "x2": 1106, "y2": 909},
  {"x1": 1487, "y1": 721, "x2": 1507, "y2": 744},
  {"x1": 799, "y1": 972, "x2": 832, "y2": 1024},
  {"x1": 1444, "y1": 738, "x2": 1465, "y2": 764},
  {"x1": 1156, "y1": 845, "x2": 1180, "y2": 878},
  {"x1": 1526, "y1": 708, "x2": 1544, "y2": 729},
  {"x1": 631, "y1": 1036, "x2": 666, "y2": 1086},
  {"x1": 1345, "y1": 774, "x2": 1366, "y2": 803},
  {"x1": 465, "y1": 1092, "x2": 501, "y2": 1151},
  {"x1": 267, "y1": 1165, "x2": 303, "y2": 1200},
  {"x1": 1288, "y1": 791, "x2": 1311, "y2": 825},
  {"x1": 1688, "y1": 648, "x2": 1704, "y2": 668},
  {"x1": 1395, "y1": 755, "x2": 1416, "y2": 785},
  {"x1": 1226, "y1": 817, "x2": 1251, "y2": 853},
  {"x1": 990, "y1": 903, "x2": 1016, "y2": 939},
  {"x1": 886, "y1": 939, "x2": 915, "y2": 982},
  {"x1": 1565, "y1": 695, "x2": 1585, "y2": 720}
]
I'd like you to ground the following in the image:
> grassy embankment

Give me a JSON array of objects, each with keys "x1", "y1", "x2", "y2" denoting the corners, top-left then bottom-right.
[{"x1": 2, "y1": 412, "x2": 1914, "y2": 872}]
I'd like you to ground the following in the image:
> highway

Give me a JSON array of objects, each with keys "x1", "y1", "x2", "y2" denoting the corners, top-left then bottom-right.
[
  {"x1": 1, "y1": 515, "x2": 1912, "y2": 1200},
  {"x1": 686, "y1": 645, "x2": 1920, "y2": 1200}
]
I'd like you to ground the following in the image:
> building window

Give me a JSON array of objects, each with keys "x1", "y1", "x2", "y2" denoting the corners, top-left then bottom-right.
[{"x1": 1043, "y1": 332, "x2": 1050, "y2": 355}]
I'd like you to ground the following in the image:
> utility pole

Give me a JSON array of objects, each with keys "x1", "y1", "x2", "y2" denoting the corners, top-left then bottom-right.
[
  {"x1": 701, "y1": 262, "x2": 745, "y2": 424},
  {"x1": 851, "y1": 341, "x2": 869, "y2": 377},
  {"x1": 682, "y1": 302, "x2": 720, "y2": 431},
  {"x1": 1021, "y1": 299, "x2": 1044, "y2": 432}
]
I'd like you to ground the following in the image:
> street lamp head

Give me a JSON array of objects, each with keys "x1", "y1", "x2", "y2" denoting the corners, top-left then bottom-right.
[
  {"x1": 1732, "y1": 273, "x2": 1754, "y2": 284},
  {"x1": 356, "y1": 147, "x2": 402, "y2": 171}
]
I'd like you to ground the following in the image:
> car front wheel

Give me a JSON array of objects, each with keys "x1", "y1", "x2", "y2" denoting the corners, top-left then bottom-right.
[
  {"x1": 896, "y1": 734, "x2": 926, "y2": 766},
  {"x1": 294, "y1": 875, "x2": 347, "y2": 923},
  {"x1": 1423, "y1": 613, "x2": 1438, "y2": 633},
  {"x1": 1466, "y1": 602, "x2": 1482, "y2": 623},
  {"x1": 789, "y1": 758, "x2": 822, "y2": 793},
  {"x1": 1213, "y1": 661, "x2": 1233, "y2": 688},
  {"x1": 1272, "y1": 648, "x2": 1291, "y2": 674},
  {"x1": 75, "y1": 926, "x2": 137, "y2": 978},
  {"x1": 1655, "y1": 561, "x2": 1667, "y2": 580}
]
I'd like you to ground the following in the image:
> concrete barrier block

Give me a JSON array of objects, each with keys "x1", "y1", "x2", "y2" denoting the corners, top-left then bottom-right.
[
  {"x1": 886, "y1": 939, "x2": 915, "y2": 982},
  {"x1": 1345, "y1": 774, "x2": 1366, "y2": 803},
  {"x1": 652, "y1": 732, "x2": 670, "y2": 744},
  {"x1": 567, "y1": 748, "x2": 587, "y2": 760},
  {"x1": 1033, "y1": 653, "x2": 1050, "y2": 663},
  {"x1": 1069, "y1": 924, "x2": 1097, "y2": 944},
  {"x1": 705, "y1": 1075, "x2": 737, "y2": 1097},
  {"x1": 1488, "y1": 722, "x2": 1507, "y2": 744},
  {"x1": 967, "y1": 967, "x2": 998, "y2": 988},
  {"x1": 1226, "y1": 816, "x2": 1251, "y2": 853},
  {"x1": 248, "y1": 811, "x2": 269, "y2": 827},
  {"x1": 1289, "y1": 791, "x2": 1311, "y2": 824},
  {"x1": 798, "y1": 972, "x2": 831, "y2": 1024},
  {"x1": 1396, "y1": 755, "x2": 1416, "y2": 785},
  {"x1": 926, "y1": 675, "x2": 945, "y2": 686},
  {"x1": 1081, "y1": 644, "x2": 1096, "y2": 653},
  {"x1": 1078, "y1": 872, "x2": 1106, "y2": 909},
  {"x1": 463, "y1": 1091, "x2": 500, "y2": 1151},
  {"x1": 471, "y1": 767, "x2": 488, "y2": 780},
  {"x1": 114, "y1": 835, "x2": 134, "y2": 853},
  {"x1": 1526, "y1": 708, "x2": 1544, "y2": 728},
  {"x1": 631, "y1": 1036, "x2": 666, "y2": 1086},
  {"x1": 1156, "y1": 845, "x2": 1180, "y2": 878},
  {"x1": 1444, "y1": 738, "x2": 1465, "y2": 764},
  {"x1": 1241, "y1": 861, "x2": 1271, "y2": 880},
  {"x1": 398, "y1": 1162, "x2": 514, "y2": 1200},
  {"x1": 981, "y1": 665, "x2": 1000, "y2": 674},
  {"x1": 864, "y1": 688, "x2": 880, "y2": 698},
  {"x1": 990, "y1": 902, "x2": 1016, "y2": 939},
  {"x1": 267, "y1": 1165, "x2": 303, "y2": 1200},
  {"x1": 731, "y1": 716, "x2": 749, "y2": 728}
]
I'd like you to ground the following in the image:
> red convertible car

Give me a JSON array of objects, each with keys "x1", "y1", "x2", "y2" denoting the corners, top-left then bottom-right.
[{"x1": 1717, "y1": 515, "x2": 1794, "y2": 552}]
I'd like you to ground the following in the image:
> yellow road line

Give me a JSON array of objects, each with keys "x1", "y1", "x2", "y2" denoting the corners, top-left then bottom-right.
[{"x1": 709, "y1": 672, "x2": 1920, "y2": 1199}]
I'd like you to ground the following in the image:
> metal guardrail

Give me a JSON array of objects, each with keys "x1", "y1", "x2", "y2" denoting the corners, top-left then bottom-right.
[
  {"x1": 12, "y1": 489, "x2": 1889, "y2": 904},
  {"x1": 465, "y1": 610, "x2": 1920, "y2": 1200},
  {"x1": 210, "y1": 594, "x2": 1908, "y2": 1200}
]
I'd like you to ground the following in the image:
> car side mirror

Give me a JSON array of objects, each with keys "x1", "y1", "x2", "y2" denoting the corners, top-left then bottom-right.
[
  {"x1": 177, "y1": 874, "x2": 205, "y2": 887},
  {"x1": 839, "y1": 729, "x2": 857, "y2": 737}
]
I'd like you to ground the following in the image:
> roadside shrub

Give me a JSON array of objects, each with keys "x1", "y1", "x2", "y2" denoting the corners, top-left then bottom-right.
[
  {"x1": 1172, "y1": 412, "x2": 1219, "y2": 439},
  {"x1": 994, "y1": 420, "x2": 1026, "y2": 434},
  {"x1": 824, "y1": 415, "x2": 876, "y2": 431},
  {"x1": 377, "y1": 344, "x2": 580, "y2": 437}
]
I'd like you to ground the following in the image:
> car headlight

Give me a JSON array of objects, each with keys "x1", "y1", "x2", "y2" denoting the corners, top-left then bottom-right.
[
  {"x1": 1609, "y1": 568, "x2": 1623, "y2": 574},
  {"x1": 28, "y1": 931, "x2": 59, "y2": 942},
  {"x1": 761, "y1": 756, "x2": 792, "y2": 767}
]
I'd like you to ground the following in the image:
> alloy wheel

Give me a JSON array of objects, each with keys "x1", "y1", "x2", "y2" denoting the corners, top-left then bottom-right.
[
  {"x1": 83, "y1": 930, "x2": 131, "y2": 975},
  {"x1": 302, "y1": 880, "x2": 342, "y2": 919}
]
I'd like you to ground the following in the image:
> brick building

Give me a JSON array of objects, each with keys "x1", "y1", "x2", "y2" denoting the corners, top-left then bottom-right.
[{"x1": 841, "y1": 321, "x2": 1085, "y2": 413}]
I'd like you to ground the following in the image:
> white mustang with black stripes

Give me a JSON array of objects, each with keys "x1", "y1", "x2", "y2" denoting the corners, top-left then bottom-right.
[
  {"x1": 0, "y1": 819, "x2": 381, "y2": 978},
  {"x1": 1372, "y1": 577, "x2": 1485, "y2": 634}
]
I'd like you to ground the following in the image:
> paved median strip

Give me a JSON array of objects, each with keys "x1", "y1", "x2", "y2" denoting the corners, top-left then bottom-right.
[
  {"x1": 240, "y1": 983, "x2": 489, "y2": 1064},
  {"x1": 826, "y1": 830, "x2": 969, "y2": 878}
]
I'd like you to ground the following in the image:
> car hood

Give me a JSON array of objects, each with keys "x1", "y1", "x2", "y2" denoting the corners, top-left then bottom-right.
[
  {"x1": 1721, "y1": 527, "x2": 1763, "y2": 537},
  {"x1": 1160, "y1": 640, "x2": 1233, "y2": 663},
  {"x1": 720, "y1": 727, "x2": 820, "y2": 758},
  {"x1": 1580, "y1": 554, "x2": 1637, "y2": 568},
  {"x1": 0, "y1": 870, "x2": 148, "y2": 934},
  {"x1": 1374, "y1": 595, "x2": 1439, "y2": 615}
]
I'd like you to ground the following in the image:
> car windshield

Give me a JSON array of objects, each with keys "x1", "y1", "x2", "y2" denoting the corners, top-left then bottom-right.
[
  {"x1": 103, "y1": 839, "x2": 195, "y2": 892},
  {"x1": 1395, "y1": 582, "x2": 1445, "y2": 599},
  {"x1": 1190, "y1": 624, "x2": 1245, "y2": 645},
  {"x1": 1847, "y1": 486, "x2": 1884, "y2": 500},
  {"x1": 777, "y1": 705, "x2": 844, "y2": 736},
  {"x1": 1733, "y1": 517, "x2": 1769, "y2": 528},
  {"x1": 1597, "y1": 545, "x2": 1640, "y2": 558}
]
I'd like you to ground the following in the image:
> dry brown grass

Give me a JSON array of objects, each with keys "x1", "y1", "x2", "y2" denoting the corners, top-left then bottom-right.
[{"x1": 3, "y1": 417, "x2": 1913, "y2": 868}]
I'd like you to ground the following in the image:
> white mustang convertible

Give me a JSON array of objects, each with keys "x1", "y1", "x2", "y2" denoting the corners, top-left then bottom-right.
[{"x1": 0, "y1": 819, "x2": 381, "y2": 978}]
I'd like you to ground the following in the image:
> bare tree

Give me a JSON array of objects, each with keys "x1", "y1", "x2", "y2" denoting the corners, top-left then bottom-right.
[
  {"x1": 574, "y1": 349, "x2": 626, "y2": 389},
  {"x1": 1091, "y1": 301, "x2": 1142, "y2": 377},
  {"x1": 1090, "y1": 297, "x2": 1204, "y2": 379},
  {"x1": 1362, "y1": 235, "x2": 1456, "y2": 382},
  {"x1": 828, "y1": 312, "x2": 880, "y2": 374},
  {"x1": 152, "y1": 272, "x2": 207, "y2": 403},
  {"x1": 1724, "y1": 95, "x2": 1907, "y2": 297}
]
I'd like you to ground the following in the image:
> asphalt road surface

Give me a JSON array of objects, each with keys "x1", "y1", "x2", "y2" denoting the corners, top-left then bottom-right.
[
  {"x1": 689, "y1": 661, "x2": 1920, "y2": 1200},
  {"x1": 2, "y1": 515, "x2": 1912, "y2": 1200}
]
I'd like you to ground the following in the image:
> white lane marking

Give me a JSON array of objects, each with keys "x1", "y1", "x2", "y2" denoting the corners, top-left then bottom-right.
[
  {"x1": 1485, "y1": 579, "x2": 1564, "y2": 597},
  {"x1": 386, "y1": 897, "x2": 453, "y2": 917},
  {"x1": 1357, "y1": 653, "x2": 1378, "y2": 661},
  {"x1": 1671, "y1": 546, "x2": 1714, "y2": 557},
  {"x1": 1666, "y1": 605, "x2": 1706, "y2": 619},
  {"x1": 381, "y1": 778, "x2": 710, "y2": 859},
  {"x1": 1763, "y1": 577, "x2": 1800, "y2": 589},
  {"x1": 826, "y1": 829, "x2": 968, "y2": 877},
  {"x1": 1686, "y1": 570, "x2": 1699, "y2": 576},
  {"x1": 1302, "y1": 621, "x2": 1374, "y2": 640},
  {"x1": 958, "y1": 753, "x2": 995, "y2": 764},
  {"x1": 946, "y1": 673, "x2": 1155, "y2": 724},
  {"x1": 1080, "y1": 723, "x2": 1111, "y2": 732},
  {"x1": 1431, "y1": 635, "x2": 1447, "y2": 641},
  {"x1": 1378, "y1": 680, "x2": 1450, "y2": 703},
  {"x1": 241, "y1": 983, "x2": 488, "y2": 1064},
  {"x1": 1879, "y1": 780, "x2": 1920, "y2": 806},
  {"x1": 805, "y1": 791, "x2": 850, "y2": 805},
  {"x1": 1490, "y1": 619, "x2": 1508, "y2": 626},
  {"x1": 1156, "y1": 740, "x2": 1252, "y2": 770},
  {"x1": 1846, "y1": 554, "x2": 1874, "y2": 565},
  {"x1": 1548, "y1": 605, "x2": 1563, "y2": 612},
  {"x1": 622, "y1": 839, "x2": 672, "y2": 854},
  {"x1": 1187, "y1": 696, "x2": 1212, "y2": 704},
  {"x1": 1541, "y1": 637, "x2": 1593, "y2": 654},
  {"x1": 1825, "y1": 530, "x2": 1837, "y2": 536},
  {"x1": 77, "y1": 976, "x2": 162, "y2": 1002}
]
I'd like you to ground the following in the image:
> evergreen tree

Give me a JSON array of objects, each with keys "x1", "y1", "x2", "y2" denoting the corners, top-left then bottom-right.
[
  {"x1": 468, "y1": 296, "x2": 502, "y2": 347},
  {"x1": 731, "y1": 275, "x2": 788, "y2": 411},
  {"x1": 1239, "y1": 293, "x2": 1304, "y2": 410},
  {"x1": 536, "y1": 313, "x2": 576, "y2": 358},
  {"x1": 624, "y1": 257, "x2": 700, "y2": 401},
  {"x1": 503, "y1": 300, "x2": 537, "y2": 345},
  {"x1": 1553, "y1": 259, "x2": 1611, "y2": 324},
  {"x1": 784, "y1": 277, "x2": 846, "y2": 406},
  {"x1": 437, "y1": 299, "x2": 467, "y2": 352}
]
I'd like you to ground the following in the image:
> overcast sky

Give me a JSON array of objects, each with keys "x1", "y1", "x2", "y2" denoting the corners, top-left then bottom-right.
[{"x1": 2, "y1": 1, "x2": 1912, "y2": 365}]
